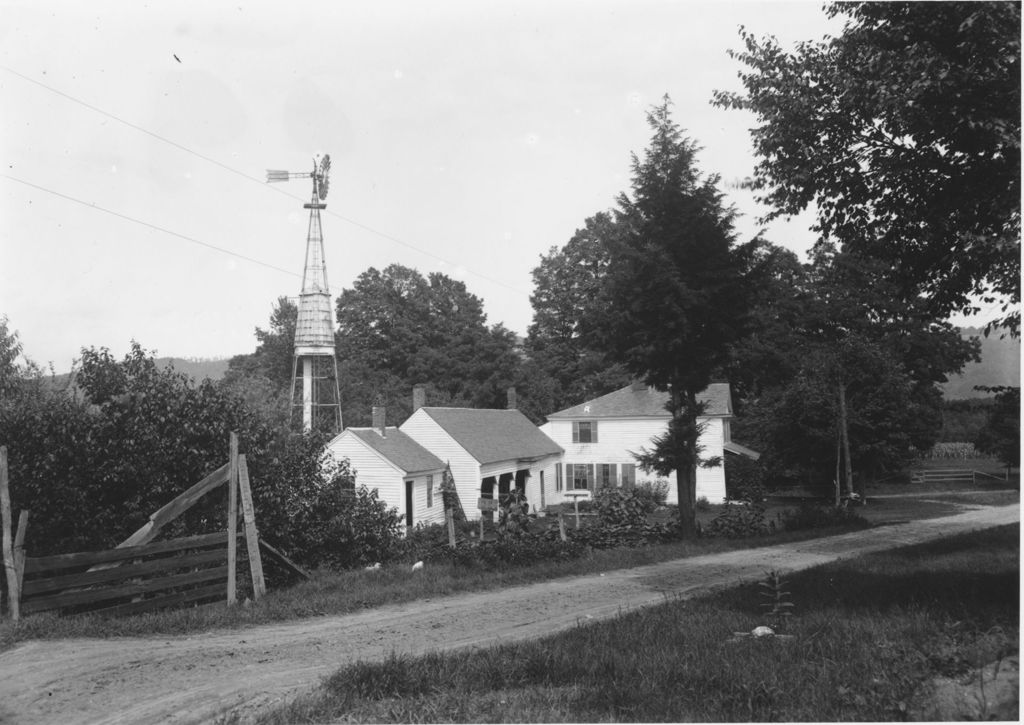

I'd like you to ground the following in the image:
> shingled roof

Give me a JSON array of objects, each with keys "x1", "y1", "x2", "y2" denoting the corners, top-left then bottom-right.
[
  {"x1": 547, "y1": 382, "x2": 733, "y2": 419},
  {"x1": 347, "y1": 427, "x2": 445, "y2": 474},
  {"x1": 419, "y1": 408, "x2": 563, "y2": 465}
]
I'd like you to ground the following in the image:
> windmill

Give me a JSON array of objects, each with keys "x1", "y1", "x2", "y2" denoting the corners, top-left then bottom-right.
[{"x1": 267, "y1": 155, "x2": 342, "y2": 433}]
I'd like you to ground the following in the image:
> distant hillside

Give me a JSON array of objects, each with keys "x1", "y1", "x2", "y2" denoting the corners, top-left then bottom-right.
[
  {"x1": 941, "y1": 327, "x2": 1020, "y2": 399},
  {"x1": 156, "y1": 357, "x2": 232, "y2": 382},
  {"x1": 45, "y1": 356, "x2": 233, "y2": 391}
]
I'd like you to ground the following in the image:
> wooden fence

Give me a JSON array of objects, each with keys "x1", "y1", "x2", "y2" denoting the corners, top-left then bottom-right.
[
  {"x1": 20, "y1": 532, "x2": 242, "y2": 617},
  {"x1": 0, "y1": 433, "x2": 302, "y2": 621}
]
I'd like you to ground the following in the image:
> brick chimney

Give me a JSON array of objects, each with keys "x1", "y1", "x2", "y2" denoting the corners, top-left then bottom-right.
[
  {"x1": 412, "y1": 384, "x2": 426, "y2": 412},
  {"x1": 506, "y1": 386, "x2": 517, "y2": 410},
  {"x1": 372, "y1": 402, "x2": 386, "y2": 437}
]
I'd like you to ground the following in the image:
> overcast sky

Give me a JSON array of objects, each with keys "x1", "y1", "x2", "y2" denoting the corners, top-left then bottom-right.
[{"x1": 3, "y1": 1, "x2": 852, "y2": 372}]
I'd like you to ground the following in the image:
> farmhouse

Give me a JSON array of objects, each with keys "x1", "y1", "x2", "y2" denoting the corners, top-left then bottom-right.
[{"x1": 540, "y1": 381, "x2": 758, "y2": 504}]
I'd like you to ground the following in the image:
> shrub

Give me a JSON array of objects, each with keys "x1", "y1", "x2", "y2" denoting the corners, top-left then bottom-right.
[
  {"x1": 285, "y1": 459, "x2": 404, "y2": 570},
  {"x1": 570, "y1": 521, "x2": 679, "y2": 549},
  {"x1": 593, "y1": 487, "x2": 655, "y2": 527},
  {"x1": 703, "y1": 502, "x2": 771, "y2": 539},
  {"x1": 780, "y1": 503, "x2": 869, "y2": 532},
  {"x1": 725, "y1": 456, "x2": 769, "y2": 503},
  {"x1": 634, "y1": 480, "x2": 670, "y2": 508}
]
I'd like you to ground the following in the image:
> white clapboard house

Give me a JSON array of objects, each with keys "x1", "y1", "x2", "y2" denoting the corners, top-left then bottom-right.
[{"x1": 539, "y1": 381, "x2": 759, "y2": 504}]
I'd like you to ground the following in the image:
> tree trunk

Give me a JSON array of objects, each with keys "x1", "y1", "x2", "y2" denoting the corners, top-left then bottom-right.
[
  {"x1": 676, "y1": 389, "x2": 698, "y2": 539},
  {"x1": 837, "y1": 377, "x2": 853, "y2": 498}
]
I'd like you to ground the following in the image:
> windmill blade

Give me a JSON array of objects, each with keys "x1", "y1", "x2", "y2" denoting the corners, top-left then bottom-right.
[
  {"x1": 266, "y1": 170, "x2": 292, "y2": 183},
  {"x1": 319, "y1": 155, "x2": 331, "y2": 199}
]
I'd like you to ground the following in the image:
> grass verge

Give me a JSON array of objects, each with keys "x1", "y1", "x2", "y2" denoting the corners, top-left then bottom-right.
[
  {"x1": 0, "y1": 521, "x2": 868, "y2": 651},
  {"x1": 259, "y1": 524, "x2": 1019, "y2": 723}
]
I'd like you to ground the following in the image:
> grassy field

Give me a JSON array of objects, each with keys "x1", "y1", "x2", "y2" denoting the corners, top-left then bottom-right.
[{"x1": 258, "y1": 524, "x2": 1020, "y2": 723}]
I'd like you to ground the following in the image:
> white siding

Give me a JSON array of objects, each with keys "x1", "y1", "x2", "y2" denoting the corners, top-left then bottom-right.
[
  {"x1": 406, "y1": 472, "x2": 446, "y2": 528},
  {"x1": 327, "y1": 433, "x2": 405, "y2": 512},
  {"x1": 400, "y1": 410, "x2": 483, "y2": 519},
  {"x1": 543, "y1": 416, "x2": 728, "y2": 504},
  {"x1": 326, "y1": 432, "x2": 445, "y2": 530}
]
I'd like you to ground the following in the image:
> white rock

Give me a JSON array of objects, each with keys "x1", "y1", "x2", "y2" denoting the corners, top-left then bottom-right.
[
  {"x1": 411, "y1": 561, "x2": 424, "y2": 572},
  {"x1": 751, "y1": 625, "x2": 775, "y2": 637}
]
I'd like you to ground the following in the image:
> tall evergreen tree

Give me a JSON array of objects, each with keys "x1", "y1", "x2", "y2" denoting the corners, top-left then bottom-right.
[{"x1": 591, "y1": 98, "x2": 753, "y2": 538}]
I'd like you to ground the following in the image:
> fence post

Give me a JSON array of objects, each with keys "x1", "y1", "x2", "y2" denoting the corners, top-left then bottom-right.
[
  {"x1": 237, "y1": 455, "x2": 266, "y2": 600},
  {"x1": 13, "y1": 510, "x2": 28, "y2": 599},
  {"x1": 446, "y1": 508, "x2": 456, "y2": 549},
  {"x1": 226, "y1": 433, "x2": 238, "y2": 607},
  {"x1": 1, "y1": 446, "x2": 19, "y2": 621},
  {"x1": 558, "y1": 512, "x2": 567, "y2": 542}
]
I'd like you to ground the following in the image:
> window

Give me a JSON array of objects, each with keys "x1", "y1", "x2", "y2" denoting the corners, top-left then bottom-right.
[
  {"x1": 572, "y1": 420, "x2": 598, "y2": 443},
  {"x1": 555, "y1": 463, "x2": 563, "y2": 492},
  {"x1": 621, "y1": 463, "x2": 636, "y2": 488},
  {"x1": 599, "y1": 463, "x2": 617, "y2": 488},
  {"x1": 571, "y1": 463, "x2": 593, "y2": 490},
  {"x1": 426, "y1": 474, "x2": 434, "y2": 508},
  {"x1": 539, "y1": 470, "x2": 546, "y2": 507}
]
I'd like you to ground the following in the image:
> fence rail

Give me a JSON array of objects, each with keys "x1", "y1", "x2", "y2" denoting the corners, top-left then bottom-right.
[
  {"x1": 910, "y1": 468, "x2": 1007, "y2": 485},
  {"x1": 21, "y1": 533, "x2": 243, "y2": 616}
]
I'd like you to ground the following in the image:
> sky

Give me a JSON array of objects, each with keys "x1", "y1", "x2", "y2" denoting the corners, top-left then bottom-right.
[{"x1": 1, "y1": 1, "x2": 870, "y2": 373}]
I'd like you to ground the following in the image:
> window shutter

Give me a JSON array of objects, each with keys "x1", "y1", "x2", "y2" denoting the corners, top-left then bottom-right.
[
  {"x1": 572, "y1": 421, "x2": 579, "y2": 443},
  {"x1": 591, "y1": 421, "x2": 598, "y2": 443},
  {"x1": 587, "y1": 464, "x2": 595, "y2": 490},
  {"x1": 565, "y1": 463, "x2": 573, "y2": 487}
]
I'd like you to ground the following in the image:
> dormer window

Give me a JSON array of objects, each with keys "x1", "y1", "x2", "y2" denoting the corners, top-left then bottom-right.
[{"x1": 572, "y1": 420, "x2": 598, "y2": 444}]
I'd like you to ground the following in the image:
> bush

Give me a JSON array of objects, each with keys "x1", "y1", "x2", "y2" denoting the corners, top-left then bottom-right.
[
  {"x1": 594, "y1": 487, "x2": 656, "y2": 527},
  {"x1": 725, "y1": 456, "x2": 768, "y2": 503},
  {"x1": 703, "y1": 502, "x2": 771, "y2": 539},
  {"x1": 282, "y1": 458, "x2": 404, "y2": 570},
  {"x1": 633, "y1": 480, "x2": 670, "y2": 508},
  {"x1": 570, "y1": 521, "x2": 680, "y2": 549},
  {"x1": 780, "y1": 503, "x2": 869, "y2": 532}
]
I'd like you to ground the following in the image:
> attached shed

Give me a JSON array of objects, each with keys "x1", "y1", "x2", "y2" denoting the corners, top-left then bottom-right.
[
  {"x1": 327, "y1": 425, "x2": 447, "y2": 529},
  {"x1": 400, "y1": 407, "x2": 564, "y2": 520}
]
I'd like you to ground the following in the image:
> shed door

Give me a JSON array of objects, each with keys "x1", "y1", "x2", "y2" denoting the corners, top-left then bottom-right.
[{"x1": 405, "y1": 480, "x2": 414, "y2": 528}]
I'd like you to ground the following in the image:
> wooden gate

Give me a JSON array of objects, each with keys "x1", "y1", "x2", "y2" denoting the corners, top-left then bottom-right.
[{"x1": 1, "y1": 433, "x2": 282, "y2": 621}]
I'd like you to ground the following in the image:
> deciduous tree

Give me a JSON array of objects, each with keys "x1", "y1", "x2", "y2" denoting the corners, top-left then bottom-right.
[{"x1": 714, "y1": 1, "x2": 1021, "y2": 333}]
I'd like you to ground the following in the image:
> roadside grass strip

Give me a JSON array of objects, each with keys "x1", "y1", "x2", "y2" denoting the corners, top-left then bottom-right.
[
  {"x1": 0, "y1": 523, "x2": 871, "y2": 649},
  {"x1": 260, "y1": 525, "x2": 1019, "y2": 723}
]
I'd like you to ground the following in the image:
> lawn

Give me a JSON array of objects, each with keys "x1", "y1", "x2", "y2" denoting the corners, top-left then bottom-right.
[{"x1": 257, "y1": 524, "x2": 1020, "y2": 723}]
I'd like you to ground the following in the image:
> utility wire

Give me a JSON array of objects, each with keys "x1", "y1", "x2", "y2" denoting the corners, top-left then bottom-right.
[
  {"x1": 0, "y1": 64, "x2": 531, "y2": 296},
  {"x1": 3, "y1": 174, "x2": 304, "y2": 282}
]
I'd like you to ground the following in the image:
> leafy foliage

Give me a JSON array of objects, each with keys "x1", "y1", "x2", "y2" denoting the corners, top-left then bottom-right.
[
  {"x1": 974, "y1": 386, "x2": 1020, "y2": 469},
  {"x1": 334, "y1": 264, "x2": 523, "y2": 425},
  {"x1": 593, "y1": 486, "x2": 657, "y2": 527},
  {"x1": 525, "y1": 213, "x2": 633, "y2": 414},
  {"x1": 714, "y1": 2, "x2": 1021, "y2": 333},
  {"x1": 0, "y1": 340, "x2": 400, "y2": 569},
  {"x1": 703, "y1": 502, "x2": 771, "y2": 539}
]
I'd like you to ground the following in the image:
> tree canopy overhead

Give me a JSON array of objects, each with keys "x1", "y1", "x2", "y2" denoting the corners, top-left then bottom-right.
[{"x1": 714, "y1": 1, "x2": 1021, "y2": 333}]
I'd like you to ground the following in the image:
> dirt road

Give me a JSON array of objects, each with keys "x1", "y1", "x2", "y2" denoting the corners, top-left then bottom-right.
[{"x1": 0, "y1": 503, "x2": 1016, "y2": 725}]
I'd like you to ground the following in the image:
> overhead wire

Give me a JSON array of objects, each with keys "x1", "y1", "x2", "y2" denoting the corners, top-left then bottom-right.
[{"x1": 0, "y1": 64, "x2": 531, "y2": 297}]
